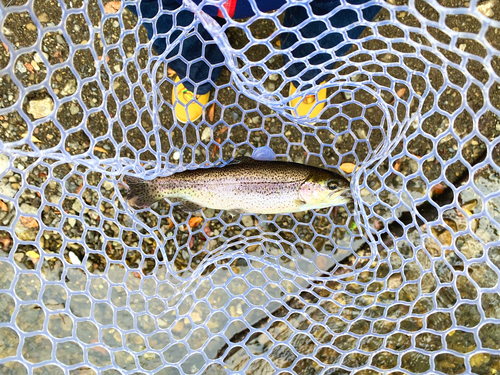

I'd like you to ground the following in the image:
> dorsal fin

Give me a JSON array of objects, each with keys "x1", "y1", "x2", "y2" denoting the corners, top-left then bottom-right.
[{"x1": 225, "y1": 156, "x2": 257, "y2": 166}]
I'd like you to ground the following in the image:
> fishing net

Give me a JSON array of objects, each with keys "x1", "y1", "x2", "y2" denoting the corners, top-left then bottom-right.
[{"x1": 0, "y1": 0, "x2": 499, "y2": 373}]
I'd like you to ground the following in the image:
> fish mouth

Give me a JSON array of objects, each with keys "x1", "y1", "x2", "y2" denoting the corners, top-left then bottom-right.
[
  {"x1": 328, "y1": 189, "x2": 352, "y2": 200},
  {"x1": 340, "y1": 189, "x2": 352, "y2": 199}
]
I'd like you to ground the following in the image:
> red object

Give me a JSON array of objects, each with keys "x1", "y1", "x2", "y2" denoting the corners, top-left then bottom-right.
[{"x1": 217, "y1": 0, "x2": 237, "y2": 17}]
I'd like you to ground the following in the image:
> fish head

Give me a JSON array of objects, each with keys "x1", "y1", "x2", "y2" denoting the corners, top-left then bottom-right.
[{"x1": 299, "y1": 171, "x2": 352, "y2": 207}]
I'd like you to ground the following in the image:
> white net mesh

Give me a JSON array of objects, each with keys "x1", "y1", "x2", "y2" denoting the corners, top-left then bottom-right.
[{"x1": 0, "y1": 0, "x2": 499, "y2": 373}]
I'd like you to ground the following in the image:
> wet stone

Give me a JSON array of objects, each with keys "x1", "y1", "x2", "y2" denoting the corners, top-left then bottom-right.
[
  {"x1": 446, "y1": 330, "x2": 477, "y2": 353},
  {"x1": 56, "y1": 341, "x2": 84, "y2": 366},
  {"x1": 435, "y1": 353, "x2": 466, "y2": 375},
  {"x1": 401, "y1": 352, "x2": 430, "y2": 373},
  {"x1": 415, "y1": 332, "x2": 443, "y2": 352},
  {"x1": 15, "y1": 273, "x2": 41, "y2": 301},
  {"x1": 0, "y1": 294, "x2": 15, "y2": 323},
  {"x1": 479, "y1": 323, "x2": 500, "y2": 349},
  {"x1": 481, "y1": 293, "x2": 500, "y2": 319},
  {"x1": 48, "y1": 313, "x2": 73, "y2": 338},
  {"x1": 22, "y1": 335, "x2": 52, "y2": 363},
  {"x1": 0, "y1": 262, "x2": 15, "y2": 289},
  {"x1": 17, "y1": 304, "x2": 44, "y2": 333}
]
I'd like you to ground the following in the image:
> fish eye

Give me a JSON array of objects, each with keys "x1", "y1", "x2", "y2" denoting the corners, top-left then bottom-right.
[{"x1": 326, "y1": 180, "x2": 337, "y2": 190}]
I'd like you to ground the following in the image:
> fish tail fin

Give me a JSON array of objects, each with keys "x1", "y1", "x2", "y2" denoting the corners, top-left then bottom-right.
[{"x1": 124, "y1": 175, "x2": 166, "y2": 209}]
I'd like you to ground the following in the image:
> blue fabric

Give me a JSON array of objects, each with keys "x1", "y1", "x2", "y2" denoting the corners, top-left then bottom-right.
[
  {"x1": 128, "y1": 0, "x2": 224, "y2": 95},
  {"x1": 185, "y1": 0, "x2": 287, "y2": 18},
  {"x1": 281, "y1": 0, "x2": 381, "y2": 88},
  {"x1": 129, "y1": 0, "x2": 380, "y2": 95}
]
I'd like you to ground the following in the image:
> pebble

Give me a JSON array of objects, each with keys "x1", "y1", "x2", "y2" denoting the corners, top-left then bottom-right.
[
  {"x1": 236, "y1": 303, "x2": 243, "y2": 316},
  {"x1": 267, "y1": 82, "x2": 275, "y2": 91},
  {"x1": 356, "y1": 128, "x2": 367, "y2": 139},
  {"x1": 103, "y1": 181, "x2": 114, "y2": 191},
  {"x1": 56, "y1": 34, "x2": 65, "y2": 45},
  {"x1": 477, "y1": 1, "x2": 495, "y2": 17},
  {"x1": 69, "y1": 104, "x2": 80, "y2": 115},
  {"x1": 241, "y1": 216, "x2": 253, "y2": 227},
  {"x1": 72, "y1": 199, "x2": 83, "y2": 213},
  {"x1": 20, "y1": 203, "x2": 37, "y2": 215},
  {"x1": 229, "y1": 306, "x2": 237, "y2": 317},
  {"x1": 16, "y1": 61, "x2": 27, "y2": 74},
  {"x1": 0, "y1": 154, "x2": 9, "y2": 175},
  {"x1": 68, "y1": 251, "x2": 81, "y2": 265},
  {"x1": 60, "y1": 80, "x2": 77, "y2": 96},
  {"x1": 14, "y1": 204, "x2": 38, "y2": 241},
  {"x1": 0, "y1": 183, "x2": 17, "y2": 198},
  {"x1": 172, "y1": 320, "x2": 184, "y2": 333},
  {"x1": 26, "y1": 23, "x2": 37, "y2": 31},
  {"x1": 88, "y1": 210, "x2": 99, "y2": 220},
  {"x1": 269, "y1": 74, "x2": 279, "y2": 81},
  {"x1": 68, "y1": 218, "x2": 76, "y2": 227},
  {"x1": 2, "y1": 213, "x2": 13, "y2": 226},
  {"x1": 49, "y1": 195, "x2": 61, "y2": 204},
  {"x1": 33, "y1": 53, "x2": 43, "y2": 64},
  {"x1": 27, "y1": 97, "x2": 54, "y2": 119},
  {"x1": 201, "y1": 127, "x2": 211, "y2": 142},
  {"x1": 172, "y1": 151, "x2": 180, "y2": 161},
  {"x1": 38, "y1": 13, "x2": 49, "y2": 23}
]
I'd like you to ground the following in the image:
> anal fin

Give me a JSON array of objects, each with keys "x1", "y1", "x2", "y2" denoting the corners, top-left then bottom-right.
[
  {"x1": 227, "y1": 209, "x2": 245, "y2": 216},
  {"x1": 178, "y1": 200, "x2": 203, "y2": 213}
]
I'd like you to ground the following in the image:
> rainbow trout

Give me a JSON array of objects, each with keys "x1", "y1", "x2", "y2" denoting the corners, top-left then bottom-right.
[{"x1": 124, "y1": 157, "x2": 351, "y2": 214}]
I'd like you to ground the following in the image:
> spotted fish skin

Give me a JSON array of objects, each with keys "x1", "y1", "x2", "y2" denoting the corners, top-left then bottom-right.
[{"x1": 124, "y1": 158, "x2": 351, "y2": 214}]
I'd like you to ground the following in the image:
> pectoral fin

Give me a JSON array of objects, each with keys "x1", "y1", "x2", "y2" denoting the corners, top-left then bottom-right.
[{"x1": 178, "y1": 200, "x2": 203, "y2": 213}]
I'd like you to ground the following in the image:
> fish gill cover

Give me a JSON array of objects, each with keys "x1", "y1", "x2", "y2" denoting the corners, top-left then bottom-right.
[{"x1": 0, "y1": 0, "x2": 499, "y2": 374}]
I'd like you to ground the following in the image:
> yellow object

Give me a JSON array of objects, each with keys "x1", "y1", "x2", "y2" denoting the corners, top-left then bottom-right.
[
  {"x1": 172, "y1": 76, "x2": 210, "y2": 123},
  {"x1": 339, "y1": 163, "x2": 359, "y2": 174},
  {"x1": 289, "y1": 81, "x2": 327, "y2": 118},
  {"x1": 26, "y1": 250, "x2": 40, "y2": 260}
]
